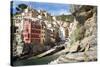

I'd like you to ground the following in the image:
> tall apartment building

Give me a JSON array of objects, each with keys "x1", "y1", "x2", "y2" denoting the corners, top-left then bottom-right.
[{"x1": 22, "y1": 18, "x2": 46, "y2": 45}]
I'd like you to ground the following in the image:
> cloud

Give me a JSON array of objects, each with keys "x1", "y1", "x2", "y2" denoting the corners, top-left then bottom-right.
[
  {"x1": 59, "y1": 9, "x2": 71, "y2": 15},
  {"x1": 48, "y1": 9, "x2": 71, "y2": 16}
]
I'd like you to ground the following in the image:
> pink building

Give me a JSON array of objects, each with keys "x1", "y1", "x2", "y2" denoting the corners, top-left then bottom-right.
[
  {"x1": 22, "y1": 19, "x2": 31, "y2": 44},
  {"x1": 22, "y1": 18, "x2": 43, "y2": 44}
]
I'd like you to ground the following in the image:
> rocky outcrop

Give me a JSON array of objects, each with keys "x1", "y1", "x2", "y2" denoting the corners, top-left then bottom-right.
[
  {"x1": 50, "y1": 5, "x2": 97, "y2": 64},
  {"x1": 68, "y1": 5, "x2": 97, "y2": 52},
  {"x1": 50, "y1": 50, "x2": 97, "y2": 64}
]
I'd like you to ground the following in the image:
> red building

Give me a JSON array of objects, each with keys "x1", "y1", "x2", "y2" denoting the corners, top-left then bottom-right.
[
  {"x1": 31, "y1": 21, "x2": 41, "y2": 44},
  {"x1": 22, "y1": 18, "x2": 43, "y2": 45}
]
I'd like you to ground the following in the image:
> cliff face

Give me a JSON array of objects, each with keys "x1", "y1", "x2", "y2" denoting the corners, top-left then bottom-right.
[
  {"x1": 50, "y1": 5, "x2": 97, "y2": 64},
  {"x1": 68, "y1": 6, "x2": 97, "y2": 52}
]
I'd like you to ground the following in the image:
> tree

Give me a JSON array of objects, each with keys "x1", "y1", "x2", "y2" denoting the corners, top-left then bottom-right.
[{"x1": 16, "y1": 4, "x2": 28, "y2": 12}]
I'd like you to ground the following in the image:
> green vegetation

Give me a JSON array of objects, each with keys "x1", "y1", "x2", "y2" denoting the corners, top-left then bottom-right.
[
  {"x1": 70, "y1": 25, "x2": 85, "y2": 45},
  {"x1": 56, "y1": 14, "x2": 74, "y2": 22},
  {"x1": 16, "y1": 4, "x2": 28, "y2": 11}
]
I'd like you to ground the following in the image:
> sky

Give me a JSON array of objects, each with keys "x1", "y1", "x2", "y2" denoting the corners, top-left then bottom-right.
[{"x1": 11, "y1": 1, "x2": 71, "y2": 16}]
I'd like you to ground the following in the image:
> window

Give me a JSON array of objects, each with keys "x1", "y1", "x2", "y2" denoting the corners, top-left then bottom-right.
[{"x1": 31, "y1": 34, "x2": 40, "y2": 38}]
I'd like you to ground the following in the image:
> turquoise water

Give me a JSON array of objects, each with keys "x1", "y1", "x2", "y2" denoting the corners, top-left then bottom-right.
[{"x1": 13, "y1": 54, "x2": 59, "y2": 66}]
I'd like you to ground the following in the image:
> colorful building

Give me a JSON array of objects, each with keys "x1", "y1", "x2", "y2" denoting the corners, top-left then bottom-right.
[{"x1": 22, "y1": 18, "x2": 46, "y2": 45}]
